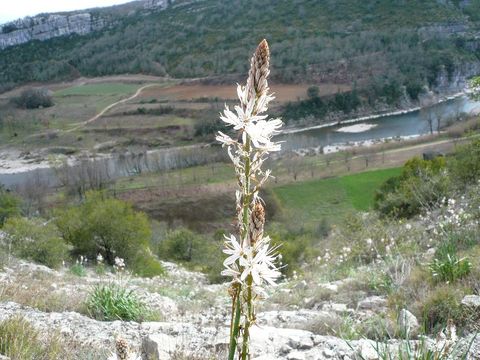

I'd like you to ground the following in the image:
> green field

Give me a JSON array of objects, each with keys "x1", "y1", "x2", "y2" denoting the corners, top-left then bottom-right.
[
  {"x1": 54, "y1": 83, "x2": 141, "y2": 96},
  {"x1": 273, "y1": 167, "x2": 402, "y2": 225}
]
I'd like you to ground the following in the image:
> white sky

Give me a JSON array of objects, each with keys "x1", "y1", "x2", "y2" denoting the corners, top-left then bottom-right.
[{"x1": 0, "y1": 0, "x2": 134, "y2": 24}]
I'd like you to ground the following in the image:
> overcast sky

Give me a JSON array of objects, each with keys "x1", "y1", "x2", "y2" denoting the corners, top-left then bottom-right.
[{"x1": 0, "y1": 0, "x2": 134, "y2": 24}]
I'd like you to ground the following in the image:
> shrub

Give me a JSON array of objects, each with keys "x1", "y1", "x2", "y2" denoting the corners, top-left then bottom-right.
[
  {"x1": 194, "y1": 117, "x2": 229, "y2": 137},
  {"x1": 270, "y1": 228, "x2": 319, "y2": 277},
  {"x1": 158, "y1": 227, "x2": 223, "y2": 282},
  {"x1": 55, "y1": 191, "x2": 162, "y2": 276},
  {"x1": 0, "y1": 189, "x2": 21, "y2": 227},
  {"x1": 307, "y1": 85, "x2": 320, "y2": 99},
  {"x1": 374, "y1": 157, "x2": 448, "y2": 218},
  {"x1": 420, "y1": 286, "x2": 463, "y2": 333},
  {"x1": 429, "y1": 254, "x2": 472, "y2": 283},
  {"x1": 132, "y1": 250, "x2": 165, "y2": 278},
  {"x1": 158, "y1": 228, "x2": 200, "y2": 262},
  {"x1": 14, "y1": 88, "x2": 54, "y2": 109},
  {"x1": 3, "y1": 217, "x2": 68, "y2": 268},
  {"x1": 86, "y1": 283, "x2": 148, "y2": 322},
  {"x1": 449, "y1": 138, "x2": 480, "y2": 188}
]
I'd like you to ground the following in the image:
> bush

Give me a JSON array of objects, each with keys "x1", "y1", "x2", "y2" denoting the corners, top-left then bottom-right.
[
  {"x1": 158, "y1": 227, "x2": 224, "y2": 282},
  {"x1": 374, "y1": 157, "x2": 448, "y2": 218},
  {"x1": 86, "y1": 283, "x2": 148, "y2": 322},
  {"x1": 0, "y1": 189, "x2": 21, "y2": 227},
  {"x1": 3, "y1": 217, "x2": 68, "y2": 268},
  {"x1": 449, "y1": 139, "x2": 480, "y2": 188},
  {"x1": 14, "y1": 88, "x2": 54, "y2": 109},
  {"x1": 194, "y1": 117, "x2": 228, "y2": 137},
  {"x1": 158, "y1": 228, "x2": 202, "y2": 262},
  {"x1": 420, "y1": 286, "x2": 463, "y2": 333},
  {"x1": 132, "y1": 250, "x2": 165, "y2": 278},
  {"x1": 55, "y1": 191, "x2": 162, "y2": 276},
  {"x1": 270, "y1": 227, "x2": 319, "y2": 277}
]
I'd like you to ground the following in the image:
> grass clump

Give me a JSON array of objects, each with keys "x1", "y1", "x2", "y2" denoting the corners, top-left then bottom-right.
[
  {"x1": 86, "y1": 283, "x2": 148, "y2": 322},
  {"x1": 429, "y1": 255, "x2": 472, "y2": 283},
  {"x1": 0, "y1": 316, "x2": 64, "y2": 360},
  {"x1": 69, "y1": 263, "x2": 87, "y2": 277}
]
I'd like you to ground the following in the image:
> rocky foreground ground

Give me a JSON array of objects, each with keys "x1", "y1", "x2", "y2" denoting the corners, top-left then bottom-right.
[{"x1": 1, "y1": 259, "x2": 479, "y2": 359}]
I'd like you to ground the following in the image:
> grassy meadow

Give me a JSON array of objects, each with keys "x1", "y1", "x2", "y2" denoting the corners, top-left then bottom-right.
[{"x1": 273, "y1": 167, "x2": 402, "y2": 225}]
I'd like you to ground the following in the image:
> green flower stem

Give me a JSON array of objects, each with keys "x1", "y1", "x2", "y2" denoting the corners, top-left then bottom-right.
[
  {"x1": 241, "y1": 274, "x2": 254, "y2": 360},
  {"x1": 228, "y1": 290, "x2": 242, "y2": 360}
]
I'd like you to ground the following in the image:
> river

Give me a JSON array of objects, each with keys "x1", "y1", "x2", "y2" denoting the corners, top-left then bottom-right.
[
  {"x1": 1, "y1": 95, "x2": 480, "y2": 189},
  {"x1": 278, "y1": 95, "x2": 480, "y2": 152}
]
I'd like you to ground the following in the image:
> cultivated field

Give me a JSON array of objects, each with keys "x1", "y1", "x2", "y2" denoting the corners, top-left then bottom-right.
[{"x1": 0, "y1": 79, "x2": 349, "y2": 156}]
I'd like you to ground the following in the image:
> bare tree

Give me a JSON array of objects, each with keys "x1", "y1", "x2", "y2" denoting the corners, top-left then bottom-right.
[
  {"x1": 433, "y1": 103, "x2": 444, "y2": 133},
  {"x1": 420, "y1": 93, "x2": 437, "y2": 134}
]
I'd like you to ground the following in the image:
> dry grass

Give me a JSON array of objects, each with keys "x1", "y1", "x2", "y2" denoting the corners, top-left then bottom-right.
[
  {"x1": 0, "y1": 316, "x2": 106, "y2": 360},
  {"x1": 0, "y1": 270, "x2": 86, "y2": 313}
]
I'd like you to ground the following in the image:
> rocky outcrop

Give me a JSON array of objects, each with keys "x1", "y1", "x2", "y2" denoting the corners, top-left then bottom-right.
[
  {"x1": 0, "y1": 0, "x2": 173, "y2": 50},
  {"x1": 0, "y1": 13, "x2": 107, "y2": 49},
  {"x1": 461, "y1": 295, "x2": 480, "y2": 308},
  {"x1": 143, "y1": 0, "x2": 170, "y2": 9}
]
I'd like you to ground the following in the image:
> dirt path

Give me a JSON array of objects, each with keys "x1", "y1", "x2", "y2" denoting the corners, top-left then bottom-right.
[{"x1": 66, "y1": 83, "x2": 161, "y2": 132}]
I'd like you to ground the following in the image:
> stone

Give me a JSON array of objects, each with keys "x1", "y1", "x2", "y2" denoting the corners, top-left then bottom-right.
[
  {"x1": 287, "y1": 335, "x2": 314, "y2": 350},
  {"x1": 142, "y1": 334, "x2": 179, "y2": 360},
  {"x1": 295, "y1": 280, "x2": 308, "y2": 290},
  {"x1": 322, "y1": 303, "x2": 349, "y2": 313},
  {"x1": 323, "y1": 348, "x2": 335, "y2": 358},
  {"x1": 257, "y1": 310, "x2": 336, "y2": 329},
  {"x1": 357, "y1": 296, "x2": 387, "y2": 311},
  {"x1": 461, "y1": 295, "x2": 480, "y2": 308},
  {"x1": 318, "y1": 283, "x2": 339, "y2": 293},
  {"x1": 287, "y1": 351, "x2": 305, "y2": 360},
  {"x1": 359, "y1": 340, "x2": 379, "y2": 360},
  {"x1": 398, "y1": 309, "x2": 419, "y2": 335}
]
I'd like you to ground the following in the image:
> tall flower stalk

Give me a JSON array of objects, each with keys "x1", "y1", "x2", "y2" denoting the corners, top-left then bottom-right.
[{"x1": 217, "y1": 39, "x2": 283, "y2": 360}]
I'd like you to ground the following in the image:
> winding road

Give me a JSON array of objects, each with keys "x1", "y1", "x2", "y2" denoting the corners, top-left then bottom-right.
[{"x1": 67, "y1": 83, "x2": 160, "y2": 132}]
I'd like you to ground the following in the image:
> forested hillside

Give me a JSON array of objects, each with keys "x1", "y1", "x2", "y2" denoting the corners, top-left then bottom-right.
[{"x1": 1, "y1": 0, "x2": 480, "y2": 105}]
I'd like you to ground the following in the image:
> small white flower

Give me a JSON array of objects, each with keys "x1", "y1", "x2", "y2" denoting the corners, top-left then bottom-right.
[{"x1": 114, "y1": 257, "x2": 125, "y2": 269}]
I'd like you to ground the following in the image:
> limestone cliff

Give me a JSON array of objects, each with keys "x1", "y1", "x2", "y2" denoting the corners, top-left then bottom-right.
[{"x1": 0, "y1": 0, "x2": 171, "y2": 50}]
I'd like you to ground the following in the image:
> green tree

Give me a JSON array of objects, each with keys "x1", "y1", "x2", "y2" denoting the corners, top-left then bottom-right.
[
  {"x1": 307, "y1": 85, "x2": 320, "y2": 99},
  {"x1": 0, "y1": 189, "x2": 21, "y2": 227},
  {"x1": 55, "y1": 192, "x2": 153, "y2": 268},
  {"x1": 3, "y1": 217, "x2": 68, "y2": 268}
]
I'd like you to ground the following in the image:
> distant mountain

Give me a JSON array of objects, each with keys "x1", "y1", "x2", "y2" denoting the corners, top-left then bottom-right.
[{"x1": 1, "y1": 0, "x2": 480, "y2": 106}]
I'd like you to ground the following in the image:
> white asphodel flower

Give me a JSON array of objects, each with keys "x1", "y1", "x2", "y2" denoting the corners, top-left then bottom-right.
[
  {"x1": 223, "y1": 234, "x2": 244, "y2": 266},
  {"x1": 222, "y1": 233, "x2": 281, "y2": 289},
  {"x1": 219, "y1": 39, "x2": 282, "y2": 359}
]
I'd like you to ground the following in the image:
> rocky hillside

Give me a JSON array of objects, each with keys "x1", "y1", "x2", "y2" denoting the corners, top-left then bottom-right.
[
  {"x1": 1, "y1": 257, "x2": 478, "y2": 359},
  {"x1": 0, "y1": 0, "x2": 171, "y2": 50}
]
